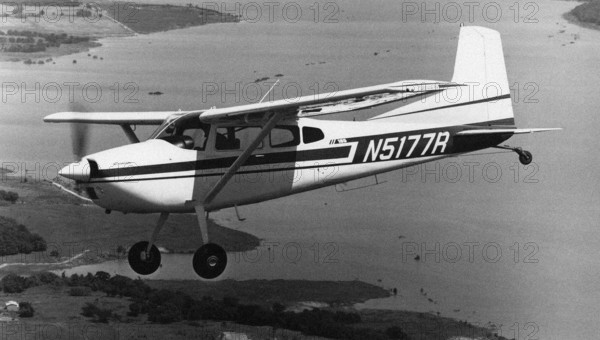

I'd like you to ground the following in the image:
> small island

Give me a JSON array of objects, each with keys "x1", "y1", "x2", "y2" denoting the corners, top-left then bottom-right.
[
  {"x1": 566, "y1": 0, "x2": 600, "y2": 29},
  {"x1": 0, "y1": 0, "x2": 239, "y2": 62}
]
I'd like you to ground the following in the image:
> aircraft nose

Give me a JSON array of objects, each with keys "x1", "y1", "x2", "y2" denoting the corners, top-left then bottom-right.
[{"x1": 59, "y1": 160, "x2": 91, "y2": 182}]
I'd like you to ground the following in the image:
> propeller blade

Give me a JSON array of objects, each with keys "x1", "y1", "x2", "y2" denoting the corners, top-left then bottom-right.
[{"x1": 68, "y1": 102, "x2": 90, "y2": 160}]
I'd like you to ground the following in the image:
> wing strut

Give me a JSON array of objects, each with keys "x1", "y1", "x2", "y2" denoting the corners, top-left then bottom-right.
[
  {"x1": 120, "y1": 124, "x2": 140, "y2": 143},
  {"x1": 203, "y1": 112, "x2": 283, "y2": 206}
]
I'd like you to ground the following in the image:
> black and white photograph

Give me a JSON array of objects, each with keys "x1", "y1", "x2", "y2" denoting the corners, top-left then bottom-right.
[{"x1": 0, "y1": 0, "x2": 597, "y2": 339}]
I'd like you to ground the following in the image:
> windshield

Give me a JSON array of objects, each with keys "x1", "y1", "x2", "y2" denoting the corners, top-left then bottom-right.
[{"x1": 150, "y1": 113, "x2": 211, "y2": 151}]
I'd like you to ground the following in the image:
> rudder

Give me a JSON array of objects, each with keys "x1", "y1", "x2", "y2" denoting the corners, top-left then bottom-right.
[
  {"x1": 451, "y1": 26, "x2": 514, "y2": 124},
  {"x1": 371, "y1": 26, "x2": 514, "y2": 126}
]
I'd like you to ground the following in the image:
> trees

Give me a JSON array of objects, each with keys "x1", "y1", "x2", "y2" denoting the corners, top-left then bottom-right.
[
  {"x1": 0, "y1": 190, "x2": 18, "y2": 203},
  {"x1": 0, "y1": 216, "x2": 47, "y2": 256},
  {"x1": 18, "y1": 302, "x2": 34, "y2": 317},
  {"x1": 2, "y1": 274, "x2": 28, "y2": 293},
  {"x1": 81, "y1": 303, "x2": 112, "y2": 323},
  {"x1": 386, "y1": 326, "x2": 410, "y2": 340}
]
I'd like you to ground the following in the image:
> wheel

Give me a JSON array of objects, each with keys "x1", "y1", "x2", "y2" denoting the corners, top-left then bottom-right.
[
  {"x1": 192, "y1": 243, "x2": 227, "y2": 279},
  {"x1": 128, "y1": 241, "x2": 161, "y2": 275},
  {"x1": 518, "y1": 150, "x2": 533, "y2": 165}
]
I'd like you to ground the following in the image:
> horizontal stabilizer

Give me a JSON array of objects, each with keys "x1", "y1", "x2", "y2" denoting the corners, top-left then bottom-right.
[{"x1": 456, "y1": 128, "x2": 562, "y2": 136}]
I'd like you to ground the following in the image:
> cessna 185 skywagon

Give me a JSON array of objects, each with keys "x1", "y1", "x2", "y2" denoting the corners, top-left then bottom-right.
[{"x1": 44, "y1": 26, "x2": 559, "y2": 279}]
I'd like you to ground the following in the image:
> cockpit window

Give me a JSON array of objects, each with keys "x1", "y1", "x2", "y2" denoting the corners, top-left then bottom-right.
[
  {"x1": 151, "y1": 114, "x2": 210, "y2": 150},
  {"x1": 215, "y1": 126, "x2": 263, "y2": 151},
  {"x1": 270, "y1": 126, "x2": 300, "y2": 148},
  {"x1": 183, "y1": 125, "x2": 210, "y2": 150},
  {"x1": 302, "y1": 126, "x2": 324, "y2": 144}
]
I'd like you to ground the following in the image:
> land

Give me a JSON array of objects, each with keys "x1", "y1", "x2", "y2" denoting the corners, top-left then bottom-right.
[
  {"x1": 0, "y1": 0, "x2": 239, "y2": 61},
  {"x1": 97, "y1": 2, "x2": 239, "y2": 34},
  {"x1": 147, "y1": 279, "x2": 390, "y2": 308},
  {"x1": 0, "y1": 273, "x2": 506, "y2": 340},
  {"x1": 0, "y1": 172, "x2": 508, "y2": 339},
  {"x1": 565, "y1": 0, "x2": 600, "y2": 29},
  {"x1": 0, "y1": 174, "x2": 259, "y2": 273}
]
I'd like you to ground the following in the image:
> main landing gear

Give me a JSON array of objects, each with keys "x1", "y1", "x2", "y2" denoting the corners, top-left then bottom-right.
[
  {"x1": 193, "y1": 243, "x2": 227, "y2": 279},
  {"x1": 494, "y1": 145, "x2": 533, "y2": 165},
  {"x1": 191, "y1": 205, "x2": 227, "y2": 279},
  {"x1": 127, "y1": 207, "x2": 228, "y2": 279},
  {"x1": 128, "y1": 212, "x2": 168, "y2": 275}
]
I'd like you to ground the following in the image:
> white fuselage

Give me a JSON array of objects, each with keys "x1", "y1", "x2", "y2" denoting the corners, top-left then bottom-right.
[{"x1": 80, "y1": 118, "x2": 480, "y2": 213}]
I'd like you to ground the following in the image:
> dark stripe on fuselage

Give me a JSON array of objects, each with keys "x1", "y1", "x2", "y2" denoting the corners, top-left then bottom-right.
[
  {"x1": 348, "y1": 120, "x2": 514, "y2": 164},
  {"x1": 94, "y1": 146, "x2": 352, "y2": 179},
  {"x1": 89, "y1": 162, "x2": 353, "y2": 183},
  {"x1": 90, "y1": 118, "x2": 515, "y2": 183}
]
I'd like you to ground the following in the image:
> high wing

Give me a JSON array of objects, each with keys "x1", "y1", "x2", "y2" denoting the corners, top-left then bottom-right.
[
  {"x1": 43, "y1": 81, "x2": 459, "y2": 126},
  {"x1": 199, "y1": 80, "x2": 461, "y2": 123},
  {"x1": 43, "y1": 110, "x2": 200, "y2": 125}
]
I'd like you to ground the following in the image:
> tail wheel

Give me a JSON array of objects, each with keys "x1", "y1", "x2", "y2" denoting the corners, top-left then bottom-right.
[
  {"x1": 519, "y1": 150, "x2": 533, "y2": 165},
  {"x1": 193, "y1": 243, "x2": 227, "y2": 279},
  {"x1": 128, "y1": 241, "x2": 161, "y2": 275}
]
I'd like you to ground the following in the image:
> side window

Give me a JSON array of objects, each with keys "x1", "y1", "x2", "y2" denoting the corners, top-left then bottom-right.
[
  {"x1": 215, "y1": 126, "x2": 263, "y2": 151},
  {"x1": 270, "y1": 126, "x2": 300, "y2": 148},
  {"x1": 302, "y1": 126, "x2": 324, "y2": 144},
  {"x1": 182, "y1": 124, "x2": 210, "y2": 150}
]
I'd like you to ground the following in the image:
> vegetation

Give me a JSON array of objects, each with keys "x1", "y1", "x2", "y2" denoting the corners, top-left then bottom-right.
[
  {"x1": 0, "y1": 30, "x2": 92, "y2": 54},
  {"x1": 570, "y1": 0, "x2": 600, "y2": 26},
  {"x1": 149, "y1": 279, "x2": 390, "y2": 307},
  {"x1": 81, "y1": 302, "x2": 115, "y2": 323},
  {"x1": 69, "y1": 286, "x2": 92, "y2": 296},
  {"x1": 0, "y1": 216, "x2": 47, "y2": 256},
  {"x1": 386, "y1": 326, "x2": 410, "y2": 340},
  {"x1": 3, "y1": 271, "x2": 408, "y2": 339},
  {"x1": 98, "y1": 2, "x2": 239, "y2": 34},
  {"x1": 2, "y1": 272, "x2": 59, "y2": 293},
  {"x1": 9, "y1": 0, "x2": 80, "y2": 6},
  {"x1": 0, "y1": 190, "x2": 18, "y2": 203},
  {"x1": 18, "y1": 302, "x2": 34, "y2": 317},
  {"x1": 0, "y1": 271, "x2": 503, "y2": 339}
]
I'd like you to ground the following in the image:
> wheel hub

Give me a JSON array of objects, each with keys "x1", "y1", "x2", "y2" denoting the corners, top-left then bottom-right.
[
  {"x1": 128, "y1": 241, "x2": 161, "y2": 276},
  {"x1": 207, "y1": 255, "x2": 219, "y2": 267},
  {"x1": 192, "y1": 243, "x2": 228, "y2": 279}
]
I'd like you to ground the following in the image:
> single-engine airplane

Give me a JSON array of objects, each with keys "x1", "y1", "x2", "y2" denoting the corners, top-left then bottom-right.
[{"x1": 44, "y1": 26, "x2": 559, "y2": 279}]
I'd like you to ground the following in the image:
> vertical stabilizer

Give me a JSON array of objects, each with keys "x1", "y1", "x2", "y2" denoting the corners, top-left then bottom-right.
[
  {"x1": 371, "y1": 26, "x2": 514, "y2": 126},
  {"x1": 451, "y1": 26, "x2": 513, "y2": 123}
]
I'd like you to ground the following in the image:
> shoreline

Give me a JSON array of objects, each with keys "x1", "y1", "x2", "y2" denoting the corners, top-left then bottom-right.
[
  {"x1": 5, "y1": 274, "x2": 507, "y2": 340},
  {"x1": 563, "y1": 0, "x2": 600, "y2": 30},
  {"x1": 0, "y1": 40, "x2": 103, "y2": 62},
  {"x1": 0, "y1": 2, "x2": 238, "y2": 62},
  {"x1": 0, "y1": 172, "x2": 507, "y2": 339},
  {"x1": 563, "y1": 11, "x2": 600, "y2": 30}
]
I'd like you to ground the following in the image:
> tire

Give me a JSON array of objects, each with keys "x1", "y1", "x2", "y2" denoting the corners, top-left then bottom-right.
[
  {"x1": 128, "y1": 241, "x2": 161, "y2": 275},
  {"x1": 192, "y1": 243, "x2": 227, "y2": 279},
  {"x1": 519, "y1": 150, "x2": 533, "y2": 165}
]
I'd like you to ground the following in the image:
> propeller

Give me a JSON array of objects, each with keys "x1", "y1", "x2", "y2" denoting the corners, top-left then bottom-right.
[
  {"x1": 69, "y1": 102, "x2": 90, "y2": 161},
  {"x1": 56, "y1": 102, "x2": 93, "y2": 195}
]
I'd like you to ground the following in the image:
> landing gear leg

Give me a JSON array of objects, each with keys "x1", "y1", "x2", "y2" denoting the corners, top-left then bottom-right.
[
  {"x1": 192, "y1": 206, "x2": 227, "y2": 279},
  {"x1": 128, "y1": 212, "x2": 168, "y2": 275},
  {"x1": 494, "y1": 145, "x2": 533, "y2": 165}
]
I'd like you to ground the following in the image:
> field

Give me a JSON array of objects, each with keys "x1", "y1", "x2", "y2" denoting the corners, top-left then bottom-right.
[
  {"x1": 0, "y1": 173, "x2": 509, "y2": 340},
  {"x1": 98, "y1": 2, "x2": 239, "y2": 34},
  {"x1": 0, "y1": 175, "x2": 260, "y2": 272},
  {"x1": 0, "y1": 1, "x2": 238, "y2": 61},
  {"x1": 1, "y1": 280, "x2": 506, "y2": 340}
]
